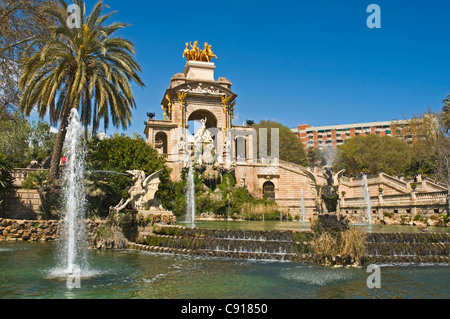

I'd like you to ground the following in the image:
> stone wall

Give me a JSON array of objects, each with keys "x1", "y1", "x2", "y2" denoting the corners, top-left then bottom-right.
[
  {"x1": 1, "y1": 189, "x2": 41, "y2": 220},
  {"x1": 0, "y1": 218, "x2": 100, "y2": 242}
]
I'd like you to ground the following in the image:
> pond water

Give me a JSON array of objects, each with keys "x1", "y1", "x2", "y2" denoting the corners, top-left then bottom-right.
[{"x1": 0, "y1": 239, "x2": 449, "y2": 299}]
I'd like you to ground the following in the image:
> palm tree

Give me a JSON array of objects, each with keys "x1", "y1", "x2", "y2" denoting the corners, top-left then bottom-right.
[{"x1": 18, "y1": 0, "x2": 144, "y2": 179}]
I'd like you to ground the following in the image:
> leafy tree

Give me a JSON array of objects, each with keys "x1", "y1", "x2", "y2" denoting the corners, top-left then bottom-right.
[
  {"x1": 85, "y1": 134, "x2": 172, "y2": 217},
  {"x1": 389, "y1": 104, "x2": 449, "y2": 213},
  {"x1": 19, "y1": 0, "x2": 144, "y2": 180},
  {"x1": 0, "y1": 112, "x2": 56, "y2": 167},
  {"x1": 334, "y1": 134, "x2": 412, "y2": 176},
  {"x1": 307, "y1": 147, "x2": 325, "y2": 168},
  {"x1": 0, "y1": 111, "x2": 32, "y2": 166},
  {"x1": 253, "y1": 120, "x2": 307, "y2": 165},
  {"x1": 27, "y1": 121, "x2": 56, "y2": 163},
  {"x1": 402, "y1": 155, "x2": 437, "y2": 177}
]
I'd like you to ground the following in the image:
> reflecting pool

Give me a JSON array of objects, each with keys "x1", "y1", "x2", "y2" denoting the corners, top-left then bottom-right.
[{"x1": 0, "y1": 241, "x2": 448, "y2": 299}]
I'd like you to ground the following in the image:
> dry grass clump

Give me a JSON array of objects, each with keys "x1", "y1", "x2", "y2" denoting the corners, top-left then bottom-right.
[
  {"x1": 339, "y1": 227, "x2": 366, "y2": 259},
  {"x1": 311, "y1": 226, "x2": 367, "y2": 266},
  {"x1": 240, "y1": 202, "x2": 284, "y2": 220},
  {"x1": 310, "y1": 232, "x2": 338, "y2": 257}
]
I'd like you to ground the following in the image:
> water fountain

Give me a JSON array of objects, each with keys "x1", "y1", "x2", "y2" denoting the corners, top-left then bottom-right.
[
  {"x1": 186, "y1": 160, "x2": 196, "y2": 226},
  {"x1": 300, "y1": 189, "x2": 306, "y2": 222},
  {"x1": 57, "y1": 109, "x2": 88, "y2": 275},
  {"x1": 362, "y1": 174, "x2": 372, "y2": 225}
]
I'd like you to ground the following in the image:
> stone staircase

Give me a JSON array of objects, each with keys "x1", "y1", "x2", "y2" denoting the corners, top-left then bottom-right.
[
  {"x1": 131, "y1": 226, "x2": 314, "y2": 262},
  {"x1": 362, "y1": 232, "x2": 450, "y2": 264},
  {"x1": 129, "y1": 226, "x2": 450, "y2": 265}
]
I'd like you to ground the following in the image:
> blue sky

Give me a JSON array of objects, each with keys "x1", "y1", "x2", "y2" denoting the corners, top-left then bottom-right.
[{"x1": 40, "y1": 0, "x2": 450, "y2": 136}]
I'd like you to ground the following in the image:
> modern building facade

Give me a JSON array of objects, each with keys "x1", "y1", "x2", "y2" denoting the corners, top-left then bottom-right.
[{"x1": 292, "y1": 120, "x2": 411, "y2": 150}]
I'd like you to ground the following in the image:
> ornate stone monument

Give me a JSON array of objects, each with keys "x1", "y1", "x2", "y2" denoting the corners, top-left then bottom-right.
[{"x1": 110, "y1": 169, "x2": 176, "y2": 239}]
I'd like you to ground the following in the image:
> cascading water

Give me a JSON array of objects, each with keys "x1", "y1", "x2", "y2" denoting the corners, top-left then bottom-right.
[
  {"x1": 300, "y1": 189, "x2": 306, "y2": 222},
  {"x1": 186, "y1": 160, "x2": 196, "y2": 227},
  {"x1": 362, "y1": 174, "x2": 372, "y2": 225},
  {"x1": 57, "y1": 109, "x2": 88, "y2": 274}
]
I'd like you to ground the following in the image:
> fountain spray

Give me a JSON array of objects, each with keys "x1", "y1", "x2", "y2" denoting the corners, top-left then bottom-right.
[{"x1": 59, "y1": 109, "x2": 88, "y2": 274}]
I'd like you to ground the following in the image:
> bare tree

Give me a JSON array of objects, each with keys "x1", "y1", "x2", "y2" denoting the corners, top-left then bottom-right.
[
  {"x1": 0, "y1": 0, "x2": 53, "y2": 118},
  {"x1": 437, "y1": 107, "x2": 450, "y2": 214}
]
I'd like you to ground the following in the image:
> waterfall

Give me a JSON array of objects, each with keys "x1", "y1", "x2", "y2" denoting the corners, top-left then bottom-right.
[
  {"x1": 186, "y1": 160, "x2": 196, "y2": 226},
  {"x1": 362, "y1": 175, "x2": 372, "y2": 225},
  {"x1": 300, "y1": 189, "x2": 306, "y2": 222},
  {"x1": 58, "y1": 109, "x2": 88, "y2": 274}
]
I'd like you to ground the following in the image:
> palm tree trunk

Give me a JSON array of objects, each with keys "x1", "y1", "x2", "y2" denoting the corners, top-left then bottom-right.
[{"x1": 49, "y1": 103, "x2": 73, "y2": 180}]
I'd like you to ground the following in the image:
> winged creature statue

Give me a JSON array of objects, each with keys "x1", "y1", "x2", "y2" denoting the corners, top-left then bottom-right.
[
  {"x1": 113, "y1": 169, "x2": 164, "y2": 212},
  {"x1": 300, "y1": 166, "x2": 346, "y2": 214}
]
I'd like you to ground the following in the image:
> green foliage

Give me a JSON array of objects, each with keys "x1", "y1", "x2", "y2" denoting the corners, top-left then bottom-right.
[
  {"x1": 37, "y1": 185, "x2": 61, "y2": 220},
  {"x1": 0, "y1": 112, "x2": 32, "y2": 167},
  {"x1": 402, "y1": 155, "x2": 437, "y2": 178},
  {"x1": 27, "y1": 121, "x2": 56, "y2": 163},
  {"x1": 0, "y1": 109, "x2": 56, "y2": 168},
  {"x1": 218, "y1": 172, "x2": 235, "y2": 191},
  {"x1": 0, "y1": 153, "x2": 14, "y2": 197},
  {"x1": 85, "y1": 177, "x2": 118, "y2": 218},
  {"x1": 253, "y1": 120, "x2": 307, "y2": 166},
  {"x1": 172, "y1": 170, "x2": 283, "y2": 220},
  {"x1": 334, "y1": 134, "x2": 413, "y2": 176},
  {"x1": 307, "y1": 148, "x2": 325, "y2": 168},
  {"x1": 22, "y1": 170, "x2": 49, "y2": 189},
  {"x1": 414, "y1": 214, "x2": 422, "y2": 221},
  {"x1": 85, "y1": 134, "x2": 172, "y2": 217}
]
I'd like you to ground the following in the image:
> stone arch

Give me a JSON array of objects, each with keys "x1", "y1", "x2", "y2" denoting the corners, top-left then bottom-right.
[
  {"x1": 155, "y1": 131, "x2": 168, "y2": 155},
  {"x1": 187, "y1": 109, "x2": 218, "y2": 129},
  {"x1": 263, "y1": 181, "x2": 276, "y2": 200}
]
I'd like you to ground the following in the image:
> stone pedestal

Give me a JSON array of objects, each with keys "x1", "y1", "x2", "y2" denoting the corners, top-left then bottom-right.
[{"x1": 183, "y1": 61, "x2": 216, "y2": 81}]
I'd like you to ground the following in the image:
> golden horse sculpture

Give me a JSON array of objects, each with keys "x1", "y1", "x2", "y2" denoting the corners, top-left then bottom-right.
[{"x1": 183, "y1": 41, "x2": 217, "y2": 62}]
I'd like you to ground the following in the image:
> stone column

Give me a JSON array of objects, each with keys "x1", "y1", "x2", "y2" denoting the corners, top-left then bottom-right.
[{"x1": 377, "y1": 192, "x2": 384, "y2": 220}]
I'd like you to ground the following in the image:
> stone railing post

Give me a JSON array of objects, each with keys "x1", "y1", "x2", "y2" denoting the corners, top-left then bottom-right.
[{"x1": 410, "y1": 189, "x2": 417, "y2": 220}]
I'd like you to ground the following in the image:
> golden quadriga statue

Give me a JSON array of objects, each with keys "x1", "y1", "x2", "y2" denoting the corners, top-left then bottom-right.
[{"x1": 183, "y1": 41, "x2": 217, "y2": 62}]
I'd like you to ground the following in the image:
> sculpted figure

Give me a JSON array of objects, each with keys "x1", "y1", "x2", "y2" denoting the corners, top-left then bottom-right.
[
  {"x1": 190, "y1": 41, "x2": 200, "y2": 61},
  {"x1": 199, "y1": 42, "x2": 209, "y2": 62},
  {"x1": 183, "y1": 43, "x2": 191, "y2": 60},
  {"x1": 113, "y1": 170, "x2": 164, "y2": 212},
  {"x1": 206, "y1": 45, "x2": 217, "y2": 62}
]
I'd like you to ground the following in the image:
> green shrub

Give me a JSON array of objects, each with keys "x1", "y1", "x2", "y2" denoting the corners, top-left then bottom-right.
[
  {"x1": 0, "y1": 153, "x2": 14, "y2": 197},
  {"x1": 22, "y1": 170, "x2": 49, "y2": 189},
  {"x1": 413, "y1": 214, "x2": 422, "y2": 221}
]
